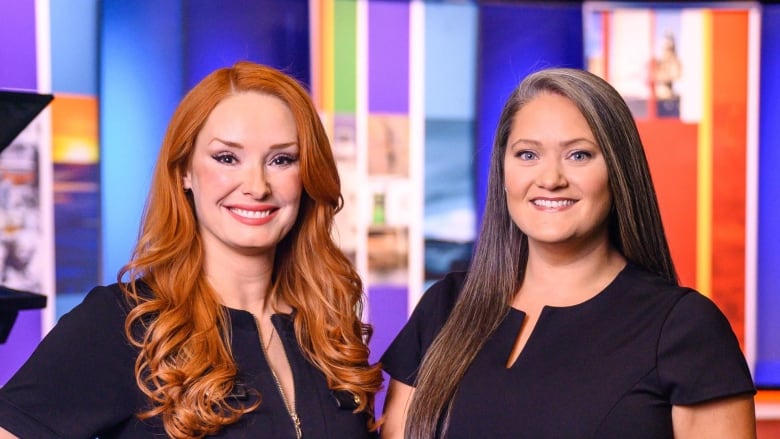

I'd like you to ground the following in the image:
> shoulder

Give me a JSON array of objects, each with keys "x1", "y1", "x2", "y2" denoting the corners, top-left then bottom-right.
[
  {"x1": 660, "y1": 286, "x2": 742, "y2": 346},
  {"x1": 412, "y1": 271, "x2": 468, "y2": 319},
  {"x1": 651, "y1": 282, "x2": 755, "y2": 404},
  {"x1": 397, "y1": 270, "x2": 469, "y2": 346},
  {"x1": 80, "y1": 283, "x2": 134, "y2": 311},
  {"x1": 54, "y1": 282, "x2": 159, "y2": 338},
  {"x1": 613, "y1": 265, "x2": 692, "y2": 312},
  {"x1": 39, "y1": 283, "x2": 137, "y2": 344},
  {"x1": 617, "y1": 265, "x2": 729, "y2": 323},
  {"x1": 619, "y1": 265, "x2": 685, "y2": 295},
  {"x1": 0, "y1": 283, "x2": 145, "y2": 438},
  {"x1": 379, "y1": 272, "x2": 468, "y2": 385},
  {"x1": 56, "y1": 283, "x2": 140, "y2": 328}
]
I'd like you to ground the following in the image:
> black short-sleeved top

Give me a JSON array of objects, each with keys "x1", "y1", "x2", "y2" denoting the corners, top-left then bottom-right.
[
  {"x1": 0, "y1": 284, "x2": 374, "y2": 439},
  {"x1": 381, "y1": 265, "x2": 756, "y2": 438}
]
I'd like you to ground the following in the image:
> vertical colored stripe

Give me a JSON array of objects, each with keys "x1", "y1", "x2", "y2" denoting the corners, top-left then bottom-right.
[
  {"x1": 0, "y1": 0, "x2": 43, "y2": 386},
  {"x1": 310, "y1": 0, "x2": 334, "y2": 112},
  {"x1": 409, "y1": 0, "x2": 425, "y2": 311},
  {"x1": 647, "y1": 12, "x2": 657, "y2": 120},
  {"x1": 636, "y1": 118, "x2": 698, "y2": 289},
  {"x1": 368, "y1": 1, "x2": 410, "y2": 113},
  {"x1": 309, "y1": 0, "x2": 322, "y2": 108},
  {"x1": 755, "y1": 4, "x2": 780, "y2": 387},
  {"x1": 334, "y1": 0, "x2": 357, "y2": 112},
  {"x1": 322, "y1": 0, "x2": 335, "y2": 112},
  {"x1": 711, "y1": 10, "x2": 749, "y2": 348},
  {"x1": 744, "y1": 6, "x2": 761, "y2": 371},
  {"x1": 50, "y1": 0, "x2": 98, "y2": 95},
  {"x1": 421, "y1": 2, "x2": 478, "y2": 311},
  {"x1": 35, "y1": 0, "x2": 55, "y2": 334},
  {"x1": 354, "y1": 0, "x2": 369, "y2": 287},
  {"x1": 696, "y1": 12, "x2": 713, "y2": 298},
  {"x1": 100, "y1": 0, "x2": 184, "y2": 285},
  {"x1": 367, "y1": 284, "x2": 408, "y2": 415},
  {"x1": 602, "y1": 12, "x2": 610, "y2": 81},
  {"x1": 424, "y1": 2, "x2": 477, "y2": 120}
]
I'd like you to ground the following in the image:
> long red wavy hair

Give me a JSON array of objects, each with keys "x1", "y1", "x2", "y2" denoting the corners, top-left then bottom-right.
[{"x1": 118, "y1": 61, "x2": 383, "y2": 438}]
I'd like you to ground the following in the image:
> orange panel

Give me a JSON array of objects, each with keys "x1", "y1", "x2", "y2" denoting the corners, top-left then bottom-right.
[
  {"x1": 51, "y1": 94, "x2": 97, "y2": 138},
  {"x1": 711, "y1": 11, "x2": 748, "y2": 347},
  {"x1": 757, "y1": 390, "x2": 780, "y2": 403},
  {"x1": 636, "y1": 120, "x2": 698, "y2": 288},
  {"x1": 51, "y1": 95, "x2": 99, "y2": 164}
]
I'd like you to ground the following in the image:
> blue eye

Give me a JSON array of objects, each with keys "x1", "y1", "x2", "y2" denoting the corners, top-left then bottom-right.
[
  {"x1": 569, "y1": 150, "x2": 592, "y2": 161},
  {"x1": 517, "y1": 150, "x2": 536, "y2": 160}
]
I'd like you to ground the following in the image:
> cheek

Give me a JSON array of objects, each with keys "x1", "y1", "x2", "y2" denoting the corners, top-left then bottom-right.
[
  {"x1": 503, "y1": 159, "x2": 533, "y2": 191},
  {"x1": 583, "y1": 173, "x2": 612, "y2": 212},
  {"x1": 592, "y1": 170, "x2": 611, "y2": 199},
  {"x1": 503, "y1": 171, "x2": 530, "y2": 199},
  {"x1": 192, "y1": 165, "x2": 232, "y2": 191},
  {"x1": 271, "y1": 171, "x2": 303, "y2": 202}
]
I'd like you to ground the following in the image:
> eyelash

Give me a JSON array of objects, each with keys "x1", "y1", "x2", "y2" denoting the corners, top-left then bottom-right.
[
  {"x1": 270, "y1": 154, "x2": 298, "y2": 166},
  {"x1": 210, "y1": 152, "x2": 299, "y2": 166},
  {"x1": 213, "y1": 152, "x2": 237, "y2": 164},
  {"x1": 513, "y1": 150, "x2": 593, "y2": 161},
  {"x1": 569, "y1": 150, "x2": 592, "y2": 161},
  {"x1": 516, "y1": 150, "x2": 537, "y2": 160}
]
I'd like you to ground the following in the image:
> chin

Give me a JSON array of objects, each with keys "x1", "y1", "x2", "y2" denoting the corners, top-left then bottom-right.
[
  {"x1": 229, "y1": 241, "x2": 277, "y2": 255},
  {"x1": 527, "y1": 232, "x2": 581, "y2": 246}
]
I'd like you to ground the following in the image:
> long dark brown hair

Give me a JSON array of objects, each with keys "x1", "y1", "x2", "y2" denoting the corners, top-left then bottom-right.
[
  {"x1": 405, "y1": 68, "x2": 678, "y2": 438},
  {"x1": 118, "y1": 61, "x2": 383, "y2": 438}
]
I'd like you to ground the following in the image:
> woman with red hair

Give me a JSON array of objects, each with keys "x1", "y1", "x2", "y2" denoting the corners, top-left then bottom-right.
[{"x1": 0, "y1": 61, "x2": 382, "y2": 438}]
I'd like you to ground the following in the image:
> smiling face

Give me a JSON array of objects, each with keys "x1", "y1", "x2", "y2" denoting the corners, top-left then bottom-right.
[
  {"x1": 504, "y1": 92, "x2": 612, "y2": 250},
  {"x1": 183, "y1": 91, "x2": 302, "y2": 260}
]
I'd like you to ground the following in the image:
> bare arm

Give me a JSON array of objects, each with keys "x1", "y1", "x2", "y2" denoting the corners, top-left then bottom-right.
[
  {"x1": 672, "y1": 394, "x2": 756, "y2": 439},
  {"x1": 379, "y1": 378, "x2": 414, "y2": 439},
  {"x1": 0, "y1": 426, "x2": 18, "y2": 439}
]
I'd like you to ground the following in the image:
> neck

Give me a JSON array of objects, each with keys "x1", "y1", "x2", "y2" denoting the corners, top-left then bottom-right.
[
  {"x1": 201, "y1": 248, "x2": 282, "y2": 315},
  {"x1": 519, "y1": 241, "x2": 626, "y2": 308}
]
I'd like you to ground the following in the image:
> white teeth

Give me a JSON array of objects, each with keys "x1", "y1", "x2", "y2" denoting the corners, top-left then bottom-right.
[
  {"x1": 230, "y1": 207, "x2": 272, "y2": 218},
  {"x1": 533, "y1": 199, "x2": 574, "y2": 208}
]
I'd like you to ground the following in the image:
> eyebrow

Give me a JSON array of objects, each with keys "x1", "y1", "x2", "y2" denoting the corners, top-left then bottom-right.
[
  {"x1": 508, "y1": 137, "x2": 597, "y2": 149},
  {"x1": 210, "y1": 137, "x2": 298, "y2": 149}
]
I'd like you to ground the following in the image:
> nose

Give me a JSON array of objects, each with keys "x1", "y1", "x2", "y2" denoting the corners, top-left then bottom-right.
[
  {"x1": 243, "y1": 165, "x2": 271, "y2": 198},
  {"x1": 535, "y1": 158, "x2": 567, "y2": 189}
]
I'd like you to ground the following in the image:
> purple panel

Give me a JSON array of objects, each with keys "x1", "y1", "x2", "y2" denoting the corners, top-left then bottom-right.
[
  {"x1": 368, "y1": 1, "x2": 409, "y2": 113},
  {"x1": 0, "y1": 1, "x2": 41, "y2": 386},
  {"x1": 0, "y1": 313, "x2": 41, "y2": 385},
  {"x1": 368, "y1": 284, "x2": 408, "y2": 416},
  {"x1": 0, "y1": 2, "x2": 37, "y2": 89},
  {"x1": 367, "y1": 285, "x2": 408, "y2": 363}
]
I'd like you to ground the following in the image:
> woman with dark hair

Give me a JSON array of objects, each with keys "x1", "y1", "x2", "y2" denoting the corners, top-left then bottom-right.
[
  {"x1": 380, "y1": 68, "x2": 755, "y2": 438},
  {"x1": 0, "y1": 61, "x2": 382, "y2": 438}
]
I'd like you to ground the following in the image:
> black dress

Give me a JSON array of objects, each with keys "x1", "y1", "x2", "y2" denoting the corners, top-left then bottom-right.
[
  {"x1": 0, "y1": 284, "x2": 374, "y2": 438},
  {"x1": 381, "y1": 265, "x2": 756, "y2": 438}
]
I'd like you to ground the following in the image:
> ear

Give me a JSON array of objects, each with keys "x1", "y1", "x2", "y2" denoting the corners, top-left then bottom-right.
[{"x1": 183, "y1": 170, "x2": 192, "y2": 191}]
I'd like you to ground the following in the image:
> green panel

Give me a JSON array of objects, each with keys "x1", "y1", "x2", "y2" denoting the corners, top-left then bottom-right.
[{"x1": 334, "y1": 0, "x2": 357, "y2": 112}]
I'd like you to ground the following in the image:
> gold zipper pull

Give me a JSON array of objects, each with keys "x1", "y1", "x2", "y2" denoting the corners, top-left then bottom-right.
[{"x1": 292, "y1": 412, "x2": 302, "y2": 438}]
